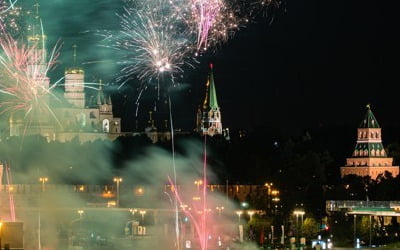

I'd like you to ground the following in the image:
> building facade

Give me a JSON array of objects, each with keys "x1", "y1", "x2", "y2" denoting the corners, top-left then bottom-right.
[{"x1": 340, "y1": 105, "x2": 399, "y2": 179}]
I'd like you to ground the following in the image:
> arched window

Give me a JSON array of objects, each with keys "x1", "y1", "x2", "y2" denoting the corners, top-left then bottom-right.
[
  {"x1": 371, "y1": 149, "x2": 375, "y2": 156},
  {"x1": 102, "y1": 119, "x2": 110, "y2": 133}
]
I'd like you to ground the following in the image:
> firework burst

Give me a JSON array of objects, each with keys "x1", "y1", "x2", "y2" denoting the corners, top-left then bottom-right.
[
  {"x1": 0, "y1": 32, "x2": 62, "y2": 130},
  {"x1": 0, "y1": 0, "x2": 19, "y2": 15},
  {"x1": 102, "y1": 1, "x2": 196, "y2": 92},
  {"x1": 0, "y1": 1, "x2": 23, "y2": 38}
]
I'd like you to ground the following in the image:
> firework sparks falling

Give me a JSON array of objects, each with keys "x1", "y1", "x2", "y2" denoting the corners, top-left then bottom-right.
[
  {"x1": 102, "y1": 1, "x2": 196, "y2": 91},
  {"x1": 0, "y1": 32, "x2": 62, "y2": 129},
  {"x1": 0, "y1": 1, "x2": 23, "y2": 37},
  {"x1": 189, "y1": 0, "x2": 224, "y2": 50},
  {"x1": 167, "y1": 0, "x2": 252, "y2": 53},
  {"x1": 0, "y1": 0, "x2": 19, "y2": 15}
]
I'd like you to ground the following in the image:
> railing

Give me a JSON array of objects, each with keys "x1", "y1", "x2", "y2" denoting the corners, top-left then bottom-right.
[{"x1": 326, "y1": 200, "x2": 392, "y2": 212}]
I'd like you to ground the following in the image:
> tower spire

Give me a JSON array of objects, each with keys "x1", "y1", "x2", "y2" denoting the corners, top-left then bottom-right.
[
  {"x1": 197, "y1": 63, "x2": 223, "y2": 136},
  {"x1": 72, "y1": 44, "x2": 77, "y2": 66},
  {"x1": 34, "y1": 2, "x2": 40, "y2": 17}
]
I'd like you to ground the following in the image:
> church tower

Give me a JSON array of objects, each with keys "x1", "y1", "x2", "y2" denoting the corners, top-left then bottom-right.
[
  {"x1": 9, "y1": 2, "x2": 54, "y2": 137},
  {"x1": 26, "y1": 2, "x2": 50, "y2": 92},
  {"x1": 340, "y1": 105, "x2": 399, "y2": 179},
  {"x1": 64, "y1": 45, "x2": 85, "y2": 108},
  {"x1": 197, "y1": 64, "x2": 223, "y2": 136}
]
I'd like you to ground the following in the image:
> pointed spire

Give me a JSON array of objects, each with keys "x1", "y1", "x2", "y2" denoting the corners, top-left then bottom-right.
[
  {"x1": 28, "y1": 1, "x2": 46, "y2": 46},
  {"x1": 33, "y1": 2, "x2": 40, "y2": 18},
  {"x1": 208, "y1": 64, "x2": 219, "y2": 109},
  {"x1": 65, "y1": 44, "x2": 84, "y2": 74},
  {"x1": 72, "y1": 44, "x2": 77, "y2": 66},
  {"x1": 360, "y1": 104, "x2": 380, "y2": 128},
  {"x1": 202, "y1": 63, "x2": 219, "y2": 110},
  {"x1": 97, "y1": 79, "x2": 105, "y2": 105}
]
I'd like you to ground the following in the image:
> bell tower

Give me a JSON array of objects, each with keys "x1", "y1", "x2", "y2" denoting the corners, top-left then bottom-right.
[{"x1": 64, "y1": 44, "x2": 85, "y2": 108}]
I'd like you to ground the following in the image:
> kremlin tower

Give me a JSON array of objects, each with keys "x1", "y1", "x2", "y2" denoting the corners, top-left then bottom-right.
[
  {"x1": 197, "y1": 64, "x2": 223, "y2": 136},
  {"x1": 340, "y1": 105, "x2": 399, "y2": 179}
]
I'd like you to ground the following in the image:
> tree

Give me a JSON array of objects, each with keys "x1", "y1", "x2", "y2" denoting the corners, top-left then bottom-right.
[{"x1": 301, "y1": 216, "x2": 319, "y2": 241}]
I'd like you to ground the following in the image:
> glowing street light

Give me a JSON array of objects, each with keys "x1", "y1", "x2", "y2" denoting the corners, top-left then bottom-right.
[
  {"x1": 39, "y1": 177, "x2": 48, "y2": 192},
  {"x1": 293, "y1": 210, "x2": 305, "y2": 224},
  {"x1": 216, "y1": 206, "x2": 224, "y2": 215},
  {"x1": 247, "y1": 210, "x2": 255, "y2": 221},
  {"x1": 113, "y1": 177, "x2": 122, "y2": 208},
  {"x1": 77, "y1": 209, "x2": 84, "y2": 219},
  {"x1": 129, "y1": 208, "x2": 137, "y2": 217},
  {"x1": 236, "y1": 210, "x2": 243, "y2": 224},
  {"x1": 265, "y1": 182, "x2": 273, "y2": 210},
  {"x1": 264, "y1": 182, "x2": 273, "y2": 194},
  {"x1": 192, "y1": 196, "x2": 201, "y2": 201},
  {"x1": 194, "y1": 179, "x2": 203, "y2": 193},
  {"x1": 293, "y1": 210, "x2": 305, "y2": 243}
]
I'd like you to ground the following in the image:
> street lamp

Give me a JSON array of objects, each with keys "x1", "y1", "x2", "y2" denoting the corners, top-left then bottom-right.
[
  {"x1": 139, "y1": 210, "x2": 146, "y2": 224},
  {"x1": 236, "y1": 211, "x2": 243, "y2": 224},
  {"x1": 293, "y1": 210, "x2": 305, "y2": 245},
  {"x1": 265, "y1": 182, "x2": 273, "y2": 211},
  {"x1": 194, "y1": 180, "x2": 203, "y2": 193},
  {"x1": 216, "y1": 206, "x2": 224, "y2": 215},
  {"x1": 77, "y1": 210, "x2": 84, "y2": 219},
  {"x1": 293, "y1": 210, "x2": 305, "y2": 225},
  {"x1": 39, "y1": 177, "x2": 48, "y2": 192},
  {"x1": 129, "y1": 208, "x2": 137, "y2": 217},
  {"x1": 113, "y1": 177, "x2": 122, "y2": 208},
  {"x1": 247, "y1": 210, "x2": 255, "y2": 222}
]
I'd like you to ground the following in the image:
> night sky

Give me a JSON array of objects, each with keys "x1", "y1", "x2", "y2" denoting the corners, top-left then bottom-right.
[{"x1": 13, "y1": 0, "x2": 400, "y2": 139}]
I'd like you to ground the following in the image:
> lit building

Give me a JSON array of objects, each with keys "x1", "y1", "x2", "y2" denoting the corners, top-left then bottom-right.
[
  {"x1": 196, "y1": 64, "x2": 223, "y2": 136},
  {"x1": 340, "y1": 105, "x2": 399, "y2": 179}
]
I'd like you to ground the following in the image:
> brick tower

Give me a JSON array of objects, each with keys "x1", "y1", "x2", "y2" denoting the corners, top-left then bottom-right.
[{"x1": 340, "y1": 105, "x2": 399, "y2": 179}]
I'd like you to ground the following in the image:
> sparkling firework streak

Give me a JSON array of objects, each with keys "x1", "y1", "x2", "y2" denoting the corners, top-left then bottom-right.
[
  {"x1": 103, "y1": 1, "x2": 195, "y2": 91},
  {"x1": 168, "y1": 0, "x2": 249, "y2": 53},
  {"x1": 190, "y1": 0, "x2": 223, "y2": 50},
  {"x1": 0, "y1": 0, "x2": 19, "y2": 15},
  {"x1": 0, "y1": 1, "x2": 22, "y2": 36},
  {"x1": 0, "y1": 32, "x2": 62, "y2": 129}
]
